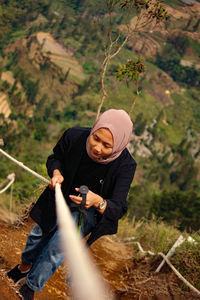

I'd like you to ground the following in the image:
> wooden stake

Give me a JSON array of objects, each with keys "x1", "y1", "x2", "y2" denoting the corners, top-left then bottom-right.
[{"x1": 0, "y1": 139, "x2": 4, "y2": 146}]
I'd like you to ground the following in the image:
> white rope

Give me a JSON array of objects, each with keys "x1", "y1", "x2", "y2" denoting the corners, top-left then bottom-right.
[
  {"x1": 1, "y1": 148, "x2": 199, "y2": 296},
  {"x1": 0, "y1": 149, "x2": 113, "y2": 298},
  {"x1": 55, "y1": 183, "x2": 113, "y2": 300},
  {"x1": 0, "y1": 173, "x2": 15, "y2": 194},
  {"x1": 0, "y1": 173, "x2": 15, "y2": 223},
  {"x1": 123, "y1": 236, "x2": 136, "y2": 242},
  {"x1": 134, "y1": 240, "x2": 200, "y2": 296},
  {"x1": 0, "y1": 149, "x2": 49, "y2": 184},
  {"x1": 158, "y1": 252, "x2": 200, "y2": 296},
  {"x1": 135, "y1": 241, "x2": 155, "y2": 256},
  {"x1": 155, "y1": 235, "x2": 185, "y2": 272}
]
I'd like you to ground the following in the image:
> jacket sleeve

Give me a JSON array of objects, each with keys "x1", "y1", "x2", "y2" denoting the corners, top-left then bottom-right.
[
  {"x1": 46, "y1": 128, "x2": 72, "y2": 178},
  {"x1": 103, "y1": 157, "x2": 136, "y2": 221}
]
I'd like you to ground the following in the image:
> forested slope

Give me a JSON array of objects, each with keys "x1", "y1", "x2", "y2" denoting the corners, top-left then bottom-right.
[{"x1": 0, "y1": 0, "x2": 200, "y2": 231}]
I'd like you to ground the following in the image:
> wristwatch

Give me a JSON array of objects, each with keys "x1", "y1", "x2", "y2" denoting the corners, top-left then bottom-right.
[{"x1": 98, "y1": 199, "x2": 106, "y2": 210}]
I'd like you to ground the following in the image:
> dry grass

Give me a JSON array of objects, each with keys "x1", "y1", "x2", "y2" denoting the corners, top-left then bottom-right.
[
  {"x1": 0, "y1": 183, "x2": 45, "y2": 227},
  {"x1": 171, "y1": 237, "x2": 200, "y2": 291},
  {"x1": 117, "y1": 216, "x2": 185, "y2": 254},
  {"x1": 117, "y1": 216, "x2": 200, "y2": 293}
]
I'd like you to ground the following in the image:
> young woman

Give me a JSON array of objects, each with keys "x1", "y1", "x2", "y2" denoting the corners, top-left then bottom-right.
[{"x1": 7, "y1": 109, "x2": 137, "y2": 300}]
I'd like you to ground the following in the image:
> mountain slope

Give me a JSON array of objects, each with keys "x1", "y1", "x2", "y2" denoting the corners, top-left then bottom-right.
[
  {"x1": 0, "y1": 217, "x2": 199, "y2": 300},
  {"x1": 0, "y1": 0, "x2": 200, "y2": 240}
]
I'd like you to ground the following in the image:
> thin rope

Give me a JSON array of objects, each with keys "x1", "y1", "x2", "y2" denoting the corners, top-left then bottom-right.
[
  {"x1": 0, "y1": 178, "x2": 9, "y2": 189},
  {"x1": 158, "y1": 252, "x2": 200, "y2": 296},
  {"x1": 1, "y1": 148, "x2": 199, "y2": 296},
  {"x1": 0, "y1": 173, "x2": 15, "y2": 194},
  {"x1": 155, "y1": 235, "x2": 185, "y2": 273},
  {"x1": 136, "y1": 241, "x2": 155, "y2": 256},
  {"x1": 134, "y1": 240, "x2": 200, "y2": 296},
  {"x1": 0, "y1": 148, "x2": 112, "y2": 298},
  {"x1": 0, "y1": 173, "x2": 15, "y2": 223},
  {"x1": 55, "y1": 183, "x2": 113, "y2": 300},
  {"x1": 0, "y1": 149, "x2": 49, "y2": 184}
]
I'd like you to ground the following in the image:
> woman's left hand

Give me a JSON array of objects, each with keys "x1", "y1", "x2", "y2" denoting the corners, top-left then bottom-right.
[{"x1": 69, "y1": 188, "x2": 102, "y2": 209}]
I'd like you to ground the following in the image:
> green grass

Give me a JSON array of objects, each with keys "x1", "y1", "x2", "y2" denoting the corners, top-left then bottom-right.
[
  {"x1": 104, "y1": 80, "x2": 163, "y2": 122},
  {"x1": 112, "y1": 48, "x2": 139, "y2": 65},
  {"x1": 68, "y1": 73, "x2": 85, "y2": 85},
  {"x1": 163, "y1": 0, "x2": 184, "y2": 7},
  {"x1": 8, "y1": 28, "x2": 29, "y2": 43},
  {"x1": 188, "y1": 38, "x2": 200, "y2": 57},
  {"x1": 133, "y1": 91, "x2": 163, "y2": 121},
  {"x1": 117, "y1": 216, "x2": 200, "y2": 291},
  {"x1": 145, "y1": 61, "x2": 159, "y2": 72},
  {"x1": 170, "y1": 91, "x2": 200, "y2": 131},
  {"x1": 117, "y1": 216, "x2": 183, "y2": 254},
  {"x1": 171, "y1": 238, "x2": 200, "y2": 291},
  {"x1": 156, "y1": 119, "x2": 185, "y2": 146},
  {"x1": 64, "y1": 37, "x2": 83, "y2": 50}
]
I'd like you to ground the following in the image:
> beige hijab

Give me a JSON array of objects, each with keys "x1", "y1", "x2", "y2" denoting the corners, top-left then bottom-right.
[{"x1": 86, "y1": 109, "x2": 133, "y2": 164}]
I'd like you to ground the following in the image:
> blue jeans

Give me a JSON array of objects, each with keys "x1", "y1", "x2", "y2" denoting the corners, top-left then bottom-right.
[{"x1": 21, "y1": 207, "x2": 95, "y2": 291}]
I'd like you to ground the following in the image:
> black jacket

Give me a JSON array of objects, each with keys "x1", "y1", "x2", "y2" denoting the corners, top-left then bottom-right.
[{"x1": 30, "y1": 127, "x2": 137, "y2": 245}]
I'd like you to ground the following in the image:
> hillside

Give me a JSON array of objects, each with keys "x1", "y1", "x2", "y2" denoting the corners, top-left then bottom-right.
[
  {"x1": 0, "y1": 92, "x2": 11, "y2": 119},
  {"x1": 0, "y1": 217, "x2": 199, "y2": 300},
  {"x1": 0, "y1": 0, "x2": 199, "y2": 223},
  {"x1": 0, "y1": 1, "x2": 200, "y2": 298}
]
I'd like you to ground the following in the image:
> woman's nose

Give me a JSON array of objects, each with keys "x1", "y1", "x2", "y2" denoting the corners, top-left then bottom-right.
[{"x1": 94, "y1": 143, "x2": 101, "y2": 153}]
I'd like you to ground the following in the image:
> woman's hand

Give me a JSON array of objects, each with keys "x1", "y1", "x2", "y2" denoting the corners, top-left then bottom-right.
[
  {"x1": 69, "y1": 188, "x2": 103, "y2": 210},
  {"x1": 49, "y1": 169, "x2": 64, "y2": 190}
]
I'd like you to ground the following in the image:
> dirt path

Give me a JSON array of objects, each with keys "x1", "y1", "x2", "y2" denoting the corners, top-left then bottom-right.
[{"x1": 0, "y1": 218, "x2": 199, "y2": 300}]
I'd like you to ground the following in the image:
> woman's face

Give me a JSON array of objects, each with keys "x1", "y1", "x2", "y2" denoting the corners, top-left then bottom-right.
[{"x1": 89, "y1": 128, "x2": 114, "y2": 160}]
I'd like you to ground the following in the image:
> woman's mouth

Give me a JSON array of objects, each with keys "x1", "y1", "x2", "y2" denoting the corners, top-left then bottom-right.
[{"x1": 92, "y1": 151, "x2": 101, "y2": 158}]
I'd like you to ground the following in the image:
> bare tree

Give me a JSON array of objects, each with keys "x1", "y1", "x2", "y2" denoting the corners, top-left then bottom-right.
[{"x1": 96, "y1": 0, "x2": 168, "y2": 119}]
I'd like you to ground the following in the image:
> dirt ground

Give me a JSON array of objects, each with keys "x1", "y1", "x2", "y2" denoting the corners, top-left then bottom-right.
[{"x1": 0, "y1": 218, "x2": 199, "y2": 300}]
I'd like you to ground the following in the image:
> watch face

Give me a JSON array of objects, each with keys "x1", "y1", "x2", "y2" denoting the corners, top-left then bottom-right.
[{"x1": 99, "y1": 200, "x2": 105, "y2": 209}]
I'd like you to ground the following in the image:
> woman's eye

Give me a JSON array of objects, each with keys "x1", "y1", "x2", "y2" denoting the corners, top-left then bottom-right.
[{"x1": 104, "y1": 144, "x2": 111, "y2": 149}]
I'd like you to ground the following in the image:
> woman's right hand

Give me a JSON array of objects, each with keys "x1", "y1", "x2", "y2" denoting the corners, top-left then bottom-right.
[{"x1": 49, "y1": 170, "x2": 64, "y2": 190}]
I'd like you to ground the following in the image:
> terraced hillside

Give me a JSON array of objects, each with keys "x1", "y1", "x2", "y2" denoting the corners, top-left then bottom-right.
[{"x1": 0, "y1": 92, "x2": 11, "y2": 119}]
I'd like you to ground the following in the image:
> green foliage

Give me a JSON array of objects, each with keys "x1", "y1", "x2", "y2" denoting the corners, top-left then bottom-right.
[
  {"x1": 187, "y1": 38, "x2": 200, "y2": 57},
  {"x1": 168, "y1": 34, "x2": 190, "y2": 56},
  {"x1": 33, "y1": 122, "x2": 47, "y2": 141},
  {"x1": 63, "y1": 103, "x2": 77, "y2": 121},
  {"x1": 117, "y1": 56, "x2": 146, "y2": 83},
  {"x1": 127, "y1": 184, "x2": 154, "y2": 220},
  {"x1": 5, "y1": 51, "x2": 19, "y2": 70},
  {"x1": 156, "y1": 43, "x2": 200, "y2": 87},
  {"x1": 6, "y1": 63, "x2": 39, "y2": 104},
  {"x1": 0, "y1": 0, "x2": 199, "y2": 234},
  {"x1": 162, "y1": 0, "x2": 181, "y2": 6},
  {"x1": 83, "y1": 60, "x2": 97, "y2": 74},
  {"x1": 150, "y1": 190, "x2": 200, "y2": 232},
  {"x1": 0, "y1": 0, "x2": 50, "y2": 49},
  {"x1": 134, "y1": 112, "x2": 147, "y2": 135},
  {"x1": 119, "y1": 0, "x2": 169, "y2": 23},
  {"x1": 0, "y1": 140, "x2": 49, "y2": 206},
  {"x1": 116, "y1": 57, "x2": 146, "y2": 114}
]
